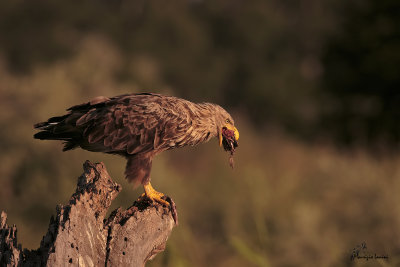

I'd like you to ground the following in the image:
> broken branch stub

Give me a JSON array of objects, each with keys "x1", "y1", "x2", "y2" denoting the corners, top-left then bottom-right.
[{"x1": 0, "y1": 160, "x2": 176, "y2": 267}]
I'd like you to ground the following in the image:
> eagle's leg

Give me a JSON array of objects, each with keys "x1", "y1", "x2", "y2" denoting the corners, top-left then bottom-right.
[{"x1": 143, "y1": 182, "x2": 170, "y2": 206}]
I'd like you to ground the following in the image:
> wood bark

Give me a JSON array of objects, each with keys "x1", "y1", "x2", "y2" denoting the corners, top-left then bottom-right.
[{"x1": 0, "y1": 161, "x2": 176, "y2": 267}]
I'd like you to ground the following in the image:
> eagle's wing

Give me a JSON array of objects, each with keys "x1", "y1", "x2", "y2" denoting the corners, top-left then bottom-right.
[{"x1": 73, "y1": 93, "x2": 192, "y2": 155}]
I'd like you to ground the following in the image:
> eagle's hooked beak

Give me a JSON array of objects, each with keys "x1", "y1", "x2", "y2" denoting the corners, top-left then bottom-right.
[
  {"x1": 219, "y1": 124, "x2": 239, "y2": 147},
  {"x1": 234, "y1": 127, "x2": 239, "y2": 140}
]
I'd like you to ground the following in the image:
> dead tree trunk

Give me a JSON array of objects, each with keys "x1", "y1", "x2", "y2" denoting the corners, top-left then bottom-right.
[{"x1": 0, "y1": 161, "x2": 177, "y2": 267}]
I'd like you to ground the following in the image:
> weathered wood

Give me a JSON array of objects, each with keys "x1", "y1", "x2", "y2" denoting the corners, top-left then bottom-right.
[
  {"x1": 0, "y1": 161, "x2": 176, "y2": 267},
  {"x1": 0, "y1": 212, "x2": 22, "y2": 266}
]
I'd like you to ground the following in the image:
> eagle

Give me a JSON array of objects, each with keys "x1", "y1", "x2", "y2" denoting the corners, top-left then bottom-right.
[{"x1": 34, "y1": 93, "x2": 239, "y2": 206}]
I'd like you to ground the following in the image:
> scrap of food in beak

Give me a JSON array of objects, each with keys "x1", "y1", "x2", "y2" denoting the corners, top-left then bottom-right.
[{"x1": 221, "y1": 126, "x2": 239, "y2": 168}]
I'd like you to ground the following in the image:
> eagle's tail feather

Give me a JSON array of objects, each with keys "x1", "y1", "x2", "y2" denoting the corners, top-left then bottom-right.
[
  {"x1": 33, "y1": 114, "x2": 82, "y2": 151},
  {"x1": 34, "y1": 128, "x2": 80, "y2": 151},
  {"x1": 33, "y1": 130, "x2": 74, "y2": 140},
  {"x1": 34, "y1": 115, "x2": 69, "y2": 129}
]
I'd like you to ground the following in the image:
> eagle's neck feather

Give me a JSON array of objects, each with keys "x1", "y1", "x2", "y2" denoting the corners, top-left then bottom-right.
[{"x1": 187, "y1": 103, "x2": 219, "y2": 145}]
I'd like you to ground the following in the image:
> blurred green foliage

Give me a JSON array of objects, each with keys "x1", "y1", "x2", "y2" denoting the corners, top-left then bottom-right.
[{"x1": 0, "y1": 0, "x2": 399, "y2": 266}]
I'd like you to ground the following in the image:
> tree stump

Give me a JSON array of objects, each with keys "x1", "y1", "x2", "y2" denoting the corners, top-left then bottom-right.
[{"x1": 0, "y1": 161, "x2": 177, "y2": 267}]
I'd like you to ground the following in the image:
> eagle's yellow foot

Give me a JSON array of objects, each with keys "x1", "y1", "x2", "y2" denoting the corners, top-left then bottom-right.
[{"x1": 143, "y1": 182, "x2": 170, "y2": 206}]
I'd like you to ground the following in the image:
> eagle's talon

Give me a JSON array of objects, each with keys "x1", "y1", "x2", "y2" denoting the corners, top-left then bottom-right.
[{"x1": 143, "y1": 182, "x2": 170, "y2": 207}]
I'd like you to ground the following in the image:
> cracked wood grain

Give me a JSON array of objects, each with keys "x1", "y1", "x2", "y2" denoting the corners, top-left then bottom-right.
[{"x1": 0, "y1": 161, "x2": 176, "y2": 267}]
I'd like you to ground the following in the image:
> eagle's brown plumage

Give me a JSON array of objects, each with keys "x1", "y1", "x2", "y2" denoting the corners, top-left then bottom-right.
[{"x1": 34, "y1": 93, "x2": 239, "y2": 191}]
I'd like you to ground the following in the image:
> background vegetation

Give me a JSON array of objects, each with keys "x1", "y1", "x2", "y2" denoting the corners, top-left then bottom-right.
[{"x1": 0, "y1": 0, "x2": 399, "y2": 266}]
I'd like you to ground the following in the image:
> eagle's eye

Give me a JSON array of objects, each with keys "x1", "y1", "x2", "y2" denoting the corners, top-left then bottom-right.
[{"x1": 225, "y1": 119, "x2": 231, "y2": 124}]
